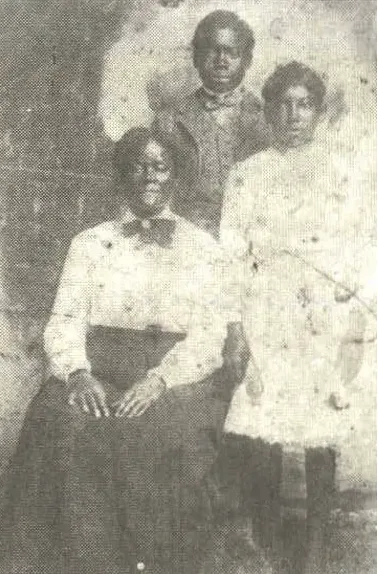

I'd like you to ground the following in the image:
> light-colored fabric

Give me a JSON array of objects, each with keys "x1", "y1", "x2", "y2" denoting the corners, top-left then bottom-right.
[
  {"x1": 44, "y1": 212, "x2": 240, "y2": 386},
  {"x1": 220, "y1": 141, "x2": 376, "y2": 455}
]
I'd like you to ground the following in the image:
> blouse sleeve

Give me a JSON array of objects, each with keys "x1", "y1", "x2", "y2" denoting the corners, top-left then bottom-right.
[
  {"x1": 44, "y1": 234, "x2": 92, "y2": 382},
  {"x1": 151, "y1": 251, "x2": 237, "y2": 389},
  {"x1": 219, "y1": 163, "x2": 251, "y2": 257}
]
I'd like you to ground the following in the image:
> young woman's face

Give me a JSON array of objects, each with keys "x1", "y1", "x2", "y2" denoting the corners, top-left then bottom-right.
[
  {"x1": 126, "y1": 140, "x2": 174, "y2": 217},
  {"x1": 270, "y1": 85, "x2": 321, "y2": 148},
  {"x1": 196, "y1": 27, "x2": 250, "y2": 94}
]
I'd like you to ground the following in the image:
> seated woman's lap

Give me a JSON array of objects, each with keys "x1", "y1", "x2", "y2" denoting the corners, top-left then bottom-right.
[
  {"x1": 0, "y1": 374, "x2": 228, "y2": 573},
  {"x1": 18, "y1": 375, "x2": 227, "y2": 494}
]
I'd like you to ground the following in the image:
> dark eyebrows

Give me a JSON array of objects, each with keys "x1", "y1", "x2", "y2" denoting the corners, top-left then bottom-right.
[{"x1": 281, "y1": 94, "x2": 316, "y2": 105}]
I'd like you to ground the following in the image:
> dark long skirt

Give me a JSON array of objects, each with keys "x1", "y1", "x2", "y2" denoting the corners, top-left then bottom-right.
[{"x1": 0, "y1": 328, "x2": 235, "y2": 574}]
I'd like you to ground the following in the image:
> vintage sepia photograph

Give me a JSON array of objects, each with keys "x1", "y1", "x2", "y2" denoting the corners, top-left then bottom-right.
[{"x1": 0, "y1": 0, "x2": 376, "y2": 573}]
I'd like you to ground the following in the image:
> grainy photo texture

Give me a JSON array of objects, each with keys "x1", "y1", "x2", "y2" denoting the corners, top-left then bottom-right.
[{"x1": 0, "y1": 1, "x2": 375, "y2": 573}]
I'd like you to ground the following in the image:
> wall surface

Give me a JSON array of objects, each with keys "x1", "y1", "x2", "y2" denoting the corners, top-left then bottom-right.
[{"x1": 0, "y1": 0, "x2": 127, "y2": 469}]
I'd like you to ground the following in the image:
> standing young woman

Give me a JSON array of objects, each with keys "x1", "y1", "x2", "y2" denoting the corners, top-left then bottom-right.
[{"x1": 220, "y1": 61, "x2": 376, "y2": 574}]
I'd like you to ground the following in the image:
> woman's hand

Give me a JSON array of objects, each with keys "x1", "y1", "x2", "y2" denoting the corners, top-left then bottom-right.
[
  {"x1": 328, "y1": 387, "x2": 350, "y2": 411},
  {"x1": 113, "y1": 375, "x2": 166, "y2": 418},
  {"x1": 327, "y1": 342, "x2": 362, "y2": 412},
  {"x1": 328, "y1": 308, "x2": 367, "y2": 411},
  {"x1": 68, "y1": 370, "x2": 110, "y2": 418}
]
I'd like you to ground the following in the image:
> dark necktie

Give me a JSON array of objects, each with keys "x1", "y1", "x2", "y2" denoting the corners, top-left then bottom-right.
[{"x1": 122, "y1": 218, "x2": 176, "y2": 248}]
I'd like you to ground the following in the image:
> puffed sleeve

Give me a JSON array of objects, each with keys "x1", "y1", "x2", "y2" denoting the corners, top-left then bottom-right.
[{"x1": 44, "y1": 234, "x2": 92, "y2": 382}]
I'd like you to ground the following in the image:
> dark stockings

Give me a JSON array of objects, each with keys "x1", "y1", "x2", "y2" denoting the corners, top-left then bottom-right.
[
  {"x1": 304, "y1": 447, "x2": 336, "y2": 574},
  {"x1": 241, "y1": 438, "x2": 283, "y2": 554},
  {"x1": 218, "y1": 438, "x2": 336, "y2": 573}
]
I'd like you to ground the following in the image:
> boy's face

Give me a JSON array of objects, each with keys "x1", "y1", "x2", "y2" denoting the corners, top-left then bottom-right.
[
  {"x1": 270, "y1": 85, "x2": 320, "y2": 148},
  {"x1": 125, "y1": 140, "x2": 174, "y2": 217},
  {"x1": 196, "y1": 27, "x2": 251, "y2": 94}
]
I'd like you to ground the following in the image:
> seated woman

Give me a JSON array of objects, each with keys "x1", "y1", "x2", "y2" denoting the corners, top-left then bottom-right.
[
  {"x1": 220, "y1": 61, "x2": 376, "y2": 574},
  {"x1": 0, "y1": 127, "x2": 244, "y2": 574}
]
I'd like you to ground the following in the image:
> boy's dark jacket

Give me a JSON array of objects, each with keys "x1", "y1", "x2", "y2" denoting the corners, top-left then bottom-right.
[{"x1": 154, "y1": 88, "x2": 270, "y2": 237}]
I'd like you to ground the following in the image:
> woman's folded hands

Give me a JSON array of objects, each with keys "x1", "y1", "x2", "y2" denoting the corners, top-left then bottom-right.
[
  {"x1": 112, "y1": 374, "x2": 166, "y2": 418},
  {"x1": 68, "y1": 370, "x2": 110, "y2": 418},
  {"x1": 67, "y1": 370, "x2": 166, "y2": 419}
]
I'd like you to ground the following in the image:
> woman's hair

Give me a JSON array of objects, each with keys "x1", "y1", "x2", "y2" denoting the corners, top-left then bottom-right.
[
  {"x1": 113, "y1": 126, "x2": 177, "y2": 182},
  {"x1": 262, "y1": 61, "x2": 326, "y2": 110},
  {"x1": 192, "y1": 10, "x2": 255, "y2": 68}
]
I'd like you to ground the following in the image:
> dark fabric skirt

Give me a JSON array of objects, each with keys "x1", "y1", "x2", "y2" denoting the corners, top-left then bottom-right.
[{"x1": 0, "y1": 328, "x2": 235, "y2": 574}]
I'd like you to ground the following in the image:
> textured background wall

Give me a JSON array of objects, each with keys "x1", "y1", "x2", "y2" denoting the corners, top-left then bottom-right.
[
  {"x1": 0, "y1": 0, "x2": 127, "y2": 471},
  {"x1": 0, "y1": 0, "x2": 375, "y2": 481}
]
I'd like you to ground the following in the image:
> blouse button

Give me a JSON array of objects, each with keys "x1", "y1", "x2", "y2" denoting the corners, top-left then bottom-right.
[{"x1": 137, "y1": 562, "x2": 145, "y2": 571}]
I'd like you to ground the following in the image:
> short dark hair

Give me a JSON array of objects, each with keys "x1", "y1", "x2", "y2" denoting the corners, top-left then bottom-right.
[
  {"x1": 262, "y1": 61, "x2": 326, "y2": 110},
  {"x1": 192, "y1": 10, "x2": 255, "y2": 67},
  {"x1": 113, "y1": 126, "x2": 177, "y2": 182}
]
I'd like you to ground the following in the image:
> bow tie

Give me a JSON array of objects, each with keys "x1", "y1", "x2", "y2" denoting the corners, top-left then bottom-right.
[
  {"x1": 201, "y1": 89, "x2": 239, "y2": 111},
  {"x1": 122, "y1": 218, "x2": 176, "y2": 248}
]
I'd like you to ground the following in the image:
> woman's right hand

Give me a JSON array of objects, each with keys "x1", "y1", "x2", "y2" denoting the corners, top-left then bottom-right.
[{"x1": 68, "y1": 370, "x2": 110, "y2": 418}]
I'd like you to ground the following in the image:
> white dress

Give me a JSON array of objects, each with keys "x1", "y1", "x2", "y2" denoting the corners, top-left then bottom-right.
[{"x1": 219, "y1": 141, "x2": 376, "y2": 487}]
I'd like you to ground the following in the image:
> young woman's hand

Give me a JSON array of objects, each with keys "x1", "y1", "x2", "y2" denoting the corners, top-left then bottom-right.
[
  {"x1": 329, "y1": 307, "x2": 367, "y2": 411},
  {"x1": 68, "y1": 370, "x2": 110, "y2": 418},
  {"x1": 328, "y1": 387, "x2": 350, "y2": 411},
  {"x1": 112, "y1": 375, "x2": 166, "y2": 418}
]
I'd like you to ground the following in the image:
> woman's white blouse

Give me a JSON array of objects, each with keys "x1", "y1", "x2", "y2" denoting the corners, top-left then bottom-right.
[{"x1": 44, "y1": 211, "x2": 240, "y2": 387}]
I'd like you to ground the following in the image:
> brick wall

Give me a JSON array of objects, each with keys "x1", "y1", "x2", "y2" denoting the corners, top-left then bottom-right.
[{"x1": 0, "y1": 0, "x2": 126, "y2": 470}]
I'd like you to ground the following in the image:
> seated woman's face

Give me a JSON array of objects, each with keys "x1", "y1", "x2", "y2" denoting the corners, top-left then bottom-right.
[
  {"x1": 270, "y1": 85, "x2": 320, "y2": 149},
  {"x1": 126, "y1": 139, "x2": 174, "y2": 217}
]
